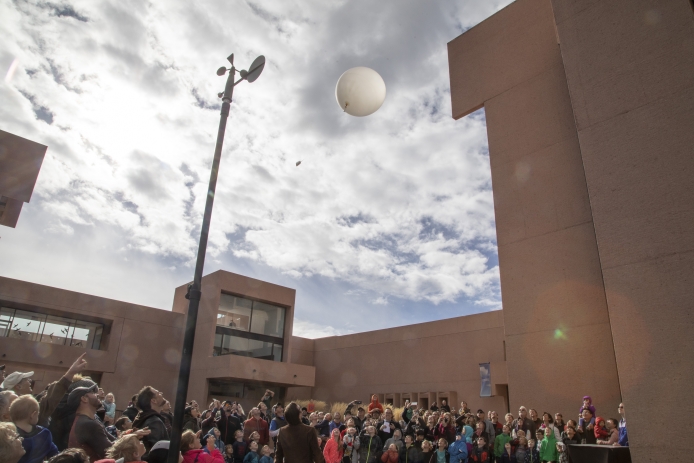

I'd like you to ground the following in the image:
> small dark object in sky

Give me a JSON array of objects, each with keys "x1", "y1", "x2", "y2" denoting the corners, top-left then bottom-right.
[{"x1": 296, "y1": 161, "x2": 302, "y2": 166}]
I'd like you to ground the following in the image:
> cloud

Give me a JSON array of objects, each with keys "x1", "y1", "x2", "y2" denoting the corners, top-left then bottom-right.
[
  {"x1": 0, "y1": 0, "x2": 513, "y2": 333},
  {"x1": 292, "y1": 319, "x2": 353, "y2": 339}
]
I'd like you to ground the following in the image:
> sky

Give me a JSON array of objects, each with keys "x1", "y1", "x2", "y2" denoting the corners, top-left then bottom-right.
[{"x1": 0, "y1": 0, "x2": 514, "y2": 338}]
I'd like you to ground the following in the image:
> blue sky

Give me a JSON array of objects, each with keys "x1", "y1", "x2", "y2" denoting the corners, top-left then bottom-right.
[{"x1": 0, "y1": 0, "x2": 513, "y2": 338}]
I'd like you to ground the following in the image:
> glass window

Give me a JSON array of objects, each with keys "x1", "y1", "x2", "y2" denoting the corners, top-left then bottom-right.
[
  {"x1": 0, "y1": 308, "x2": 14, "y2": 338},
  {"x1": 221, "y1": 334, "x2": 249, "y2": 356},
  {"x1": 10, "y1": 310, "x2": 46, "y2": 342},
  {"x1": 250, "y1": 302, "x2": 285, "y2": 338},
  {"x1": 41, "y1": 316, "x2": 72, "y2": 346},
  {"x1": 213, "y1": 333, "x2": 224, "y2": 356},
  {"x1": 218, "y1": 295, "x2": 252, "y2": 331},
  {"x1": 248, "y1": 339, "x2": 274, "y2": 361},
  {"x1": 273, "y1": 343, "x2": 283, "y2": 362}
]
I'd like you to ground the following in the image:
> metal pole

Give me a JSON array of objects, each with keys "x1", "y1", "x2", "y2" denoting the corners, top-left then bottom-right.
[{"x1": 167, "y1": 63, "x2": 236, "y2": 463}]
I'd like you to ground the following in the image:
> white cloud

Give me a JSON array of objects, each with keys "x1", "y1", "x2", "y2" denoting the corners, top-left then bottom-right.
[
  {"x1": 0, "y1": 0, "x2": 513, "y2": 330},
  {"x1": 292, "y1": 319, "x2": 353, "y2": 339}
]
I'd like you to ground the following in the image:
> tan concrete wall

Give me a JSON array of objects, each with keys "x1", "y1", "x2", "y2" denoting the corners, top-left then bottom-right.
[
  {"x1": 552, "y1": 0, "x2": 694, "y2": 460},
  {"x1": 448, "y1": 0, "x2": 622, "y2": 418},
  {"x1": 0, "y1": 276, "x2": 183, "y2": 411},
  {"x1": 301, "y1": 312, "x2": 509, "y2": 414},
  {"x1": 172, "y1": 271, "x2": 315, "y2": 404}
]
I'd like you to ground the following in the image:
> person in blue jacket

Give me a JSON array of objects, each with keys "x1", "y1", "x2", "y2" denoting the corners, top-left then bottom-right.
[
  {"x1": 617, "y1": 403, "x2": 628, "y2": 447},
  {"x1": 448, "y1": 433, "x2": 468, "y2": 463}
]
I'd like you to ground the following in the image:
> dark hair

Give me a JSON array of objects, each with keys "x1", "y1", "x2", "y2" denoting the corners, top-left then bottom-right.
[
  {"x1": 542, "y1": 412, "x2": 553, "y2": 423},
  {"x1": 136, "y1": 386, "x2": 157, "y2": 412},
  {"x1": 48, "y1": 449, "x2": 89, "y2": 463},
  {"x1": 115, "y1": 416, "x2": 130, "y2": 431},
  {"x1": 285, "y1": 402, "x2": 301, "y2": 425},
  {"x1": 301, "y1": 407, "x2": 308, "y2": 412},
  {"x1": 147, "y1": 448, "x2": 169, "y2": 463},
  {"x1": 357, "y1": 407, "x2": 365, "y2": 412},
  {"x1": 131, "y1": 394, "x2": 137, "y2": 402}
]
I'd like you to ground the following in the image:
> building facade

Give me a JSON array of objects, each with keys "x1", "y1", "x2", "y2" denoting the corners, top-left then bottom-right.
[{"x1": 448, "y1": 0, "x2": 694, "y2": 461}]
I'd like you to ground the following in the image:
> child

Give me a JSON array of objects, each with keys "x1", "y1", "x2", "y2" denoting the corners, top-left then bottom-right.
[
  {"x1": 593, "y1": 417, "x2": 609, "y2": 441},
  {"x1": 494, "y1": 425, "x2": 512, "y2": 463},
  {"x1": 448, "y1": 433, "x2": 468, "y2": 463},
  {"x1": 243, "y1": 441, "x2": 259, "y2": 463},
  {"x1": 500, "y1": 443, "x2": 516, "y2": 463},
  {"x1": 258, "y1": 445, "x2": 272, "y2": 463},
  {"x1": 526, "y1": 439, "x2": 540, "y2": 463},
  {"x1": 513, "y1": 435, "x2": 527, "y2": 461},
  {"x1": 539, "y1": 428, "x2": 558, "y2": 463},
  {"x1": 9, "y1": 395, "x2": 59, "y2": 463},
  {"x1": 470, "y1": 437, "x2": 489, "y2": 462},
  {"x1": 224, "y1": 444, "x2": 235, "y2": 463},
  {"x1": 232, "y1": 430, "x2": 248, "y2": 463},
  {"x1": 556, "y1": 442, "x2": 568, "y2": 463},
  {"x1": 249, "y1": 431, "x2": 261, "y2": 447},
  {"x1": 534, "y1": 429, "x2": 545, "y2": 454},
  {"x1": 578, "y1": 397, "x2": 596, "y2": 430},
  {"x1": 382, "y1": 443, "x2": 400, "y2": 463},
  {"x1": 204, "y1": 427, "x2": 225, "y2": 453}
]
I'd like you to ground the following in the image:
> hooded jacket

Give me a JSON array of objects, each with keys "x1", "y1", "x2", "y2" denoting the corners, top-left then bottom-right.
[
  {"x1": 380, "y1": 448, "x2": 399, "y2": 463},
  {"x1": 447, "y1": 437, "x2": 468, "y2": 463},
  {"x1": 368, "y1": 397, "x2": 384, "y2": 414},
  {"x1": 322, "y1": 436, "x2": 343, "y2": 463},
  {"x1": 204, "y1": 428, "x2": 225, "y2": 453},
  {"x1": 358, "y1": 433, "x2": 383, "y2": 463},
  {"x1": 183, "y1": 412, "x2": 201, "y2": 433},
  {"x1": 183, "y1": 448, "x2": 225, "y2": 463},
  {"x1": 494, "y1": 432, "x2": 512, "y2": 458},
  {"x1": 593, "y1": 417, "x2": 610, "y2": 440},
  {"x1": 539, "y1": 432, "x2": 558, "y2": 462},
  {"x1": 17, "y1": 425, "x2": 60, "y2": 463}
]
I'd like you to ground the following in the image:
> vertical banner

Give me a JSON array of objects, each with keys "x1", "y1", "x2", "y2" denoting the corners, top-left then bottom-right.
[{"x1": 479, "y1": 363, "x2": 492, "y2": 397}]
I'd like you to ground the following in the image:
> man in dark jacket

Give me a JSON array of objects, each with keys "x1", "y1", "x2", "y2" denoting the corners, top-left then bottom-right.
[
  {"x1": 132, "y1": 386, "x2": 169, "y2": 458},
  {"x1": 376, "y1": 408, "x2": 401, "y2": 444},
  {"x1": 275, "y1": 402, "x2": 324, "y2": 463},
  {"x1": 216, "y1": 401, "x2": 243, "y2": 445},
  {"x1": 314, "y1": 412, "x2": 331, "y2": 438},
  {"x1": 512, "y1": 406, "x2": 536, "y2": 438}
]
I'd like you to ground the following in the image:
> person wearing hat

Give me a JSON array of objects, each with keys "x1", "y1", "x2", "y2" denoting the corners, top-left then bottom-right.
[
  {"x1": 1, "y1": 353, "x2": 89, "y2": 428},
  {"x1": 48, "y1": 377, "x2": 100, "y2": 451},
  {"x1": 67, "y1": 385, "x2": 116, "y2": 461}
]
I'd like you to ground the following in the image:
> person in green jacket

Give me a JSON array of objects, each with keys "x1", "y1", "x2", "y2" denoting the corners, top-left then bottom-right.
[
  {"x1": 494, "y1": 425, "x2": 513, "y2": 462},
  {"x1": 539, "y1": 427, "x2": 558, "y2": 462}
]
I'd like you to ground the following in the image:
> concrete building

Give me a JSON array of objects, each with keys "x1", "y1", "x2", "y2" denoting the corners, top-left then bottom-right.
[
  {"x1": 448, "y1": 0, "x2": 694, "y2": 461},
  {"x1": 0, "y1": 130, "x2": 47, "y2": 228}
]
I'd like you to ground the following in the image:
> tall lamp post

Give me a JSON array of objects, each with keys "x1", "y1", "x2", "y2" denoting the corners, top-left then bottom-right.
[{"x1": 166, "y1": 52, "x2": 265, "y2": 463}]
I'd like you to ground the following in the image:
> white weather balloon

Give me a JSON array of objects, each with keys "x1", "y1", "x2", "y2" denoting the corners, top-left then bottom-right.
[{"x1": 335, "y1": 67, "x2": 386, "y2": 117}]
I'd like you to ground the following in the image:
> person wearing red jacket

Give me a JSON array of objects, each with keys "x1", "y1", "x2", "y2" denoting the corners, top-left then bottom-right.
[
  {"x1": 323, "y1": 428, "x2": 343, "y2": 463},
  {"x1": 181, "y1": 431, "x2": 224, "y2": 463},
  {"x1": 380, "y1": 444, "x2": 400, "y2": 463},
  {"x1": 367, "y1": 395, "x2": 384, "y2": 415},
  {"x1": 243, "y1": 408, "x2": 269, "y2": 446}
]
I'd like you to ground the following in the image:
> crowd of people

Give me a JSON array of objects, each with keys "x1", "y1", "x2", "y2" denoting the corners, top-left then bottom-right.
[{"x1": 0, "y1": 355, "x2": 629, "y2": 463}]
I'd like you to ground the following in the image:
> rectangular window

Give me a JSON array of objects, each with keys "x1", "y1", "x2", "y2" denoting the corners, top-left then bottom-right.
[
  {"x1": 479, "y1": 363, "x2": 492, "y2": 397},
  {"x1": 250, "y1": 301, "x2": 285, "y2": 338},
  {"x1": 213, "y1": 294, "x2": 286, "y2": 362},
  {"x1": 0, "y1": 307, "x2": 105, "y2": 350}
]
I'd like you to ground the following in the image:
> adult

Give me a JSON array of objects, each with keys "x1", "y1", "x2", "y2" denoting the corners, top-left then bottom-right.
[
  {"x1": 67, "y1": 385, "x2": 116, "y2": 461},
  {"x1": 270, "y1": 404, "x2": 288, "y2": 446},
  {"x1": 0, "y1": 390, "x2": 18, "y2": 422},
  {"x1": 528, "y1": 409, "x2": 542, "y2": 432},
  {"x1": 358, "y1": 425, "x2": 382, "y2": 463},
  {"x1": 260, "y1": 390, "x2": 275, "y2": 414},
  {"x1": 0, "y1": 422, "x2": 26, "y2": 463},
  {"x1": 367, "y1": 395, "x2": 384, "y2": 415},
  {"x1": 48, "y1": 377, "x2": 99, "y2": 451},
  {"x1": 476, "y1": 409, "x2": 496, "y2": 441},
  {"x1": 576, "y1": 409, "x2": 597, "y2": 444},
  {"x1": 439, "y1": 400, "x2": 451, "y2": 413},
  {"x1": 314, "y1": 413, "x2": 332, "y2": 439},
  {"x1": 353, "y1": 408, "x2": 366, "y2": 431},
  {"x1": 211, "y1": 401, "x2": 243, "y2": 447},
  {"x1": 243, "y1": 408, "x2": 269, "y2": 446},
  {"x1": 554, "y1": 413, "x2": 566, "y2": 434},
  {"x1": 328, "y1": 412, "x2": 342, "y2": 434},
  {"x1": 430, "y1": 401, "x2": 439, "y2": 412},
  {"x1": 122, "y1": 395, "x2": 139, "y2": 422},
  {"x1": 376, "y1": 408, "x2": 401, "y2": 444},
  {"x1": 182, "y1": 406, "x2": 201, "y2": 433},
  {"x1": 1, "y1": 353, "x2": 88, "y2": 427},
  {"x1": 617, "y1": 403, "x2": 628, "y2": 447},
  {"x1": 434, "y1": 413, "x2": 456, "y2": 445},
  {"x1": 402, "y1": 400, "x2": 416, "y2": 424},
  {"x1": 459, "y1": 402, "x2": 470, "y2": 416},
  {"x1": 561, "y1": 426, "x2": 580, "y2": 447},
  {"x1": 540, "y1": 412, "x2": 561, "y2": 440},
  {"x1": 132, "y1": 386, "x2": 169, "y2": 457},
  {"x1": 597, "y1": 418, "x2": 619, "y2": 445},
  {"x1": 275, "y1": 402, "x2": 324, "y2": 463},
  {"x1": 512, "y1": 407, "x2": 535, "y2": 438}
]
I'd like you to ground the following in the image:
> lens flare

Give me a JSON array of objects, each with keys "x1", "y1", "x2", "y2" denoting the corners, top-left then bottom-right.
[{"x1": 553, "y1": 328, "x2": 567, "y2": 340}]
